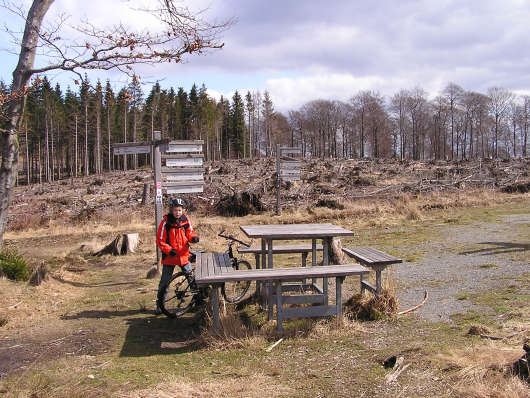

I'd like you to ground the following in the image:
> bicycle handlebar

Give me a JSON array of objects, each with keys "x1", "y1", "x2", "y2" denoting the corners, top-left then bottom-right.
[{"x1": 218, "y1": 230, "x2": 251, "y2": 247}]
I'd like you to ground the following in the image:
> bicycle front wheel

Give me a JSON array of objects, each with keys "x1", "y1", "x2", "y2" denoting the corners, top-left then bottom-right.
[
  {"x1": 222, "y1": 260, "x2": 252, "y2": 303},
  {"x1": 157, "y1": 272, "x2": 194, "y2": 318}
]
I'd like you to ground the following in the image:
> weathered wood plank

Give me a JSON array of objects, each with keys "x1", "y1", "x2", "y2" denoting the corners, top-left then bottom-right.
[
  {"x1": 195, "y1": 253, "x2": 204, "y2": 280},
  {"x1": 361, "y1": 280, "x2": 377, "y2": 294},
  {"x1": 343, "y1": 247, "x2": 402, "y2": 266},
  {"x1": 164, "y1": 143, "x2": 203, "y2": 153},
  {"x1": 280, "y1": 305, "x2": 338, "y2": 320},
  {"x1": 240, "y1": 224, "x2": 354, "y2": 239},
  {"x1": 237, "y1": 244, "x2": 323, "y2": 254},
  {"x1": 195, "y1": 264, "x2": 369, "y2": 285},
  {"x1": 276, "y1": 293, "x2": 326, "y2": 305},
  {"x1": 280, "y1": 161, "x2": 302, "y2": 169}
]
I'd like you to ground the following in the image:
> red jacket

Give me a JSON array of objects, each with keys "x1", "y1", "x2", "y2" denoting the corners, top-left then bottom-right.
[{"x1": 156, "y1": 214, "x2": 198, "y2": 266}]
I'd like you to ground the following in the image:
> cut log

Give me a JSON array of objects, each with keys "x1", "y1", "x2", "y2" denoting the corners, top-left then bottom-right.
[{"x1": 94, "y1": 233, "x2": 139, "y2": 256}]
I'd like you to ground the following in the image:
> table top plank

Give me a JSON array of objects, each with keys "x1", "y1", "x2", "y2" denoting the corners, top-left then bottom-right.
[{"x1": 240, "y1": 223, "x2": 354, "y2": 239}]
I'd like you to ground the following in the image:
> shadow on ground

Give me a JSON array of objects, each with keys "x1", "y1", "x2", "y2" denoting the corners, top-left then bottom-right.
[
  {"x1": 459, "y1": 241, "x2": 529, "y2": 256},
  {"x1": 119, "y1": 315, "x2": 201, "y2": 357},
  {"x1": 52, "y1": 275, "x2": 141, "y2": 288}
]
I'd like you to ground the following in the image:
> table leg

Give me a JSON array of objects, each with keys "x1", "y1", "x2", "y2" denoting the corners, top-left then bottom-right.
[
  {"x1": 255, "y1": 253, "x2": 260, "y2": 297},
  {"x1": 360, "y1": 273, "x2": 365, "y2": 294},
  {"x1": 275, "y1": 281, "x2": 283, "y2": 333},
  {"x1": 376, "y1": 269, "x2": 382, "y2": 296},
  {"x1": 267, "y1": 239, "x2": 274, "y2": 320},
  {"x1": 301, "y1": 252, "x2": 307, "y2": 285},
  {"x1": 323, "y1": 237, "x2": 330, "y2": 305},
  {"x1": 212, "y1": 285, "x2": 220, "y2": 330},
  {"x1": 311, "y1": 238, "x2": 317, "y2": 285},
  {"x1": 261, "y1": 239, "x2": 267, "y2": 307},
  {"x1": 336, "y1": 277, "x2": 344, "y2": 321}
]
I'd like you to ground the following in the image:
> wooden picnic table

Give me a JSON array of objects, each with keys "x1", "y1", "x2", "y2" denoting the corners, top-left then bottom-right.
[{"x1": 240, "y1": 223, "x2": 354, "y2": 314}]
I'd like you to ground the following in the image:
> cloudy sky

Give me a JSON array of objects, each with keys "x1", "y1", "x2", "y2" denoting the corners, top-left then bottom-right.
[{"x1": 1, "y1": 0, "x2": 530, "y2": 110}]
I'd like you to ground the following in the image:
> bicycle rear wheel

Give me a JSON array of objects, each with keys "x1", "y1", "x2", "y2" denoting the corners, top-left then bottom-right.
[
  {"x1": 222, "y1": 260, "x2": 252, "y2": 303},
  {"x1": 157, "y1": 272, "x2": 195, "y2": 318}
]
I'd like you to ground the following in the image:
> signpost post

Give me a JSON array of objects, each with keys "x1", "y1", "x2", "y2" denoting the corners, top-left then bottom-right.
[
  {"x1": 276, "y1": 144, "x2": 302, "y2": 215},
  {"x1": 113, "y1": 134, "x2": 204, "y2": 273}
]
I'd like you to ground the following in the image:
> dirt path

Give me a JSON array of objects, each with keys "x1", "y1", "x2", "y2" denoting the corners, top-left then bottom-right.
[{"x1": 395, "y1": 213, "x2": 529, "y2": 322}]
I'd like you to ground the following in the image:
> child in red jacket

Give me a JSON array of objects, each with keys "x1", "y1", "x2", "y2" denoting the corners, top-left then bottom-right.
[{"x1": 155, "y1": 197, "x2": 199, "y2": 314}]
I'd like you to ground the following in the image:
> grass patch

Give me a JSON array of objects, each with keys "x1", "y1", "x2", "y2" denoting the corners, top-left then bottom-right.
[
  {"x1": 454, "y1": 292, "x2": 470, "y2": 301},
  {"x1": 477, "y1": 263, "x2": 498, "y2": 269}
]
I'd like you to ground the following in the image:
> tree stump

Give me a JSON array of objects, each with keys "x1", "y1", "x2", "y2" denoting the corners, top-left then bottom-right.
[
  {"x1": 123, "y1": 233, "x2": 139, "y2": 254},
  {"x1": 94, "y1": 233, "x2": 139, "y2": 256},
  {"x1": 141, "y1": 183, "x2": 149, "y2": 205},
  {"x1": 330, "y1": 238, "x2": 348, "y2": 265},
  {"x1": 29, "y1": 263, "x2": 48, "y2": 286}
]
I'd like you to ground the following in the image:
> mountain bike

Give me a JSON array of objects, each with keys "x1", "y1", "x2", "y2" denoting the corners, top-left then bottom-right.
[
  {"x1": 217, "y1": 230, "x2": 252, "y2": 303},
  {"x1": 157, "y1": 233, "x2": 252, "y2": 318}
]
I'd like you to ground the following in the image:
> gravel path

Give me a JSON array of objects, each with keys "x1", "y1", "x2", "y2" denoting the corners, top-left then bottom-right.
[{"x1": 394, "y1": 213, "x2": 529, "y2": 322}]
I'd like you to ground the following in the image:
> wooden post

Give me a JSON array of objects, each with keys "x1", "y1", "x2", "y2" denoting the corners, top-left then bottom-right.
[
  {"x1": 276, "y1": 143, "x2": 281, "y2": 216},
  {"x1": 311, "y1": 238, "x2": 317, "y2": 285},
  {"x1": 276, "y1": 281, "x2": 283, "y2": 333},
  {"x1": 268, "y1": 239, "x2": 274, "y2": 321},
  {"x1": 255, "y1": 253, "x2": 261, "y2": 297},
  {"x1": 336, "y1": 276, "x2": 344, "y2": 321},
  {"x1": 212, "y1": 285, "x2": 220, "y2": 330},
  {"x1": 261, "y1": 238, "x2": 267, "y2": 307},
  {"x1": 323, "y1": 237, "x2": 329, "y2": 305},
  {"x1": 153, "y1": 131, "x2": 163, "y2": 270},
  {"x1": 376, "y1": 269, "x2": 382, "y2": 296}
]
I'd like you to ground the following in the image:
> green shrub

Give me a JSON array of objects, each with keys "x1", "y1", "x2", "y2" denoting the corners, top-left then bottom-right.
[{"x1": 0, "y1": 249, "x2": 30, "y2": 281}]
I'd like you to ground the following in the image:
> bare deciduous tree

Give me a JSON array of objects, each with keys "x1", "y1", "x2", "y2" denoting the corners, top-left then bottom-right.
[{"x1": 0, "y1": 0, "x2": 232, "y2": 246}]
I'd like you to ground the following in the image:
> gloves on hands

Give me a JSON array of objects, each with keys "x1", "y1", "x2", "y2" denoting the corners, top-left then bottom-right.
[
  {"x1": 191, "y1": 236, "x2": 199, "y2": 243},
  {"x1": 169, "y1": 249, "x2": 177, "y2": 256}
]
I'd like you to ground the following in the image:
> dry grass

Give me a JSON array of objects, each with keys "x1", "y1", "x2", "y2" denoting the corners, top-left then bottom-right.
[
  {"x1": 344, "y1": 278, "x2": 399, "y2": 321},
  {"x1": 438, "y1": 344, "x2": 528, "y2": 398},
  {"x1": 119, "y1": 374, "x2": 293, "y2": 398}
]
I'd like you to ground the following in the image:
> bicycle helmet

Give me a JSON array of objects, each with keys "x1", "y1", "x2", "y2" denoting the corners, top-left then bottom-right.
[{"x1": 169, "y1": 197, "x2": 185, "y2": 208}]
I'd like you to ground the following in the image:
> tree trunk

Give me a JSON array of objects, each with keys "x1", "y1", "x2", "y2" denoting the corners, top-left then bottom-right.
[
  {"x1": 107, "y1": 106, "x2": 111, "y2": 171},
  {"x1": 84, "y1": 102, "x2": 89, "y2": 176},
  {"x1": 0, "y1": 0, "x2": 54, "y2": 247},
  {"x1": 123, "y1": 106, "x2": 127, "y2": 171},
  {"x1": 96, "y1": 104, "x2": 101, "y2": 174},
  {"x1": 75, "y1": 114, "x2": 78, "y2": 176}
]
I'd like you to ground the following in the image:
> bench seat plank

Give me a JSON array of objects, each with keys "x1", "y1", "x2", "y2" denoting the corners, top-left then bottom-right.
[
  {"x1": 238, "y1": 244, "x2": 323, "y2": 254},
  {"x1": 195, "y1": 264, "x2": 369, "y2": 285},
  {"x1": 343, "y1": 247, "x2": 402, "y2": 266}
]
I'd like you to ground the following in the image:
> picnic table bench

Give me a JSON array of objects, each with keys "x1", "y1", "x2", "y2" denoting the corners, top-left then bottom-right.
[
  {"x1": 342, "y1": 247, "x2": 402, "y2": 295},
  {"x1": 237, "y1": 244, "x2": 323, "y2": 268},
  {"x1": 194, "y1": 252, "x2": 370, "y2": 332}
]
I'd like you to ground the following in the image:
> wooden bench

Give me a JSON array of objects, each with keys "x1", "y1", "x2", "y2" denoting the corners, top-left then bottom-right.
[
  {"x1": 194, "y1": 252, "x2": 369, "y2": 332},
  {"x1": 237, "y1": 244, "x2": 323, "y2": 267},
  {"x1": 342, "y1": 247, "x2": 402, "y2": 295}
]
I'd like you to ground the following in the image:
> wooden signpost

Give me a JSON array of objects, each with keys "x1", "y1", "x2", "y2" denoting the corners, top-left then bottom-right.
[
  {"x1": 113, "y1": 133, "x2": 204, "y2": 270},
  {"x1": 276, "y1": 144, "x2": 302, "y2": 215}
]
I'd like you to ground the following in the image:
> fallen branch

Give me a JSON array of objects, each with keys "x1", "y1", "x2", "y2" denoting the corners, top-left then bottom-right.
[
  {"x1": 265, "y1": 338, "x2": 284, "y2": 352},
  {"x1": 398, "y1": 290, "x2": 428, "y2": 315}
]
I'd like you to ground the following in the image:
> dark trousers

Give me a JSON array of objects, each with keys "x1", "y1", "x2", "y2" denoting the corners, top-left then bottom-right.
[{"x1": 157, "y1": 263, "x2": 193, "y2": 296}]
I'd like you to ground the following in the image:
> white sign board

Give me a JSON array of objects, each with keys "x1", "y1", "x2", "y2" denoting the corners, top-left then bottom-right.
[
  {"x1": 165, "y1": 156, "x2": 203, "y2": 167},
  {"x1": 113, "y1": 145, "x2": 151, "y2": 155},
  {"x1": 160, "y1": 141, "x2": 204, "y2": 195}
]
